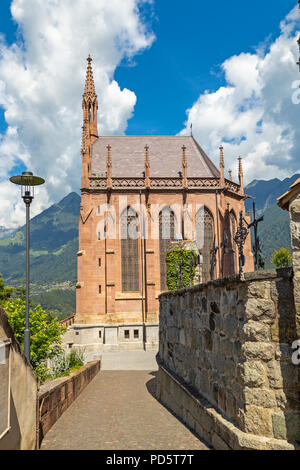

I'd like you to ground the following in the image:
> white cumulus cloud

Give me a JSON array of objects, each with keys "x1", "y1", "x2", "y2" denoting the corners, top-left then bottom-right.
[
  {"x1": 180, "y1": 6, "x2": 300, "y2": 186},
  {"x1": 0, "y1": 0, "x2": 154, "y2": 228}
]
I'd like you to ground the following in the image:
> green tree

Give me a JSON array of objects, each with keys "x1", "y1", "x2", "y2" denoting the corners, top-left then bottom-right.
[
  {"x1": 3, "y1": 298, "x2": 66, "y2": 382},
  {"x1": 271, "y1": 247, "x2": 292, "y2": 268},
  {"x1": 0, "y1": 273, "x2": 13, "y2": 305},
  {"x1": 12, "y1": 279, "x2": 26, "y2": 301}
]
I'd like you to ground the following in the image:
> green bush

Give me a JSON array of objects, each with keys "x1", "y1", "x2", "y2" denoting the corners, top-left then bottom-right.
[
  {"x1": 48, "y1": 349, "x2": 84, "y2": 379},
  {"x1": 0, "y1": 273, "x2": 13, "y2": 305},
  {"x1": 166, "y1": 249, "x2": 196, "y2": 291},
  {"x1": 271, "y1": 247, "x2": 292, "y2": 268},
  {"x1": 4, "y1": 298, "x2": 66, "y2": 382}
]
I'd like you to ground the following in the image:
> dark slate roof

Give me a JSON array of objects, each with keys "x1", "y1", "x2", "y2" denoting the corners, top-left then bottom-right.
[{"x1": 91, "y1": 136, "x2": 220, "y2": 178}]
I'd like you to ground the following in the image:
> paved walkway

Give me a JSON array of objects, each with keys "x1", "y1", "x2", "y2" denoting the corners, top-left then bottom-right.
[
  {"x1": 101, "y1": 349, "x2": 158, "y2": 371},
  {"x1": 40, "y1": 364, "x2": 209, "y2": 450}
]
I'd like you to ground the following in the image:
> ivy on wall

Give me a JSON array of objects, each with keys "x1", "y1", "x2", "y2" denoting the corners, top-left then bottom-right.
[{"x1": 166, "y1": 248, "x2": 196, "y2": 291}]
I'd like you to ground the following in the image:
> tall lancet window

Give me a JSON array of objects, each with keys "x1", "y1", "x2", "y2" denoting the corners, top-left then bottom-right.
[
  {"x1": 229, "y1": 211, "x2": 237, "y2": 275},
  {"x1": 196, "y1": 207, "x2": 214, "y2": 283},
  {"x1": 121, "y1": 207, "x2": 139, "y2": 292},
  {"x1": 159, "y1": 208, "x2": 176, "y2": 291}
]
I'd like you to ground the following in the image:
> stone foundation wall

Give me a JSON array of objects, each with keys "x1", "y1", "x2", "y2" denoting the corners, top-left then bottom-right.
[
  {"x1": 62, "y1": 322, "x2": 159, "y2": 360},
  {"x1": 157, "y1": 269, "x2": 300, "y2": 448},
  {"x1": 38, "y1": 360, "x2": 100, "y2": 446}
]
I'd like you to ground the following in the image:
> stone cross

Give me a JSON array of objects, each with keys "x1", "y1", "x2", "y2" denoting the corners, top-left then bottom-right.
[
  {"x1": 220, "y1": 231, "x2": 228, "y2": 278},
  {"x1": 248, "y1": 202, "x2": 265, "y2": 270},
  {"x1": 210, "y1": 237, "x2": 219, "y2": 281},
  {"x1": 234, "y1": 211, "x2": 249, "y2": 277}
]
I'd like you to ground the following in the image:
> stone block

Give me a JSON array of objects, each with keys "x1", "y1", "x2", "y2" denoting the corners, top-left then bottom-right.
[
  {"x1": 242, "y1": 406, "x2": 273, "y2": 437},
  {"x1": 244, "y1": 388, "x2": 277, "y2": 408},
  {"x1": 237, "y1": 361, "x2": 267, "y2": 388},
  {"x1": 245, "y1": 298, "x2": 275, "y2": 323},
  {"x1": 241, "y1": 342, "x2": 274, "y2": 362},
  {"x1": 247, "y1": 281, "x2": 270, "y2": 299},
  {"x1": 241, "y1": 321, "x2": 271, "y2": 342}
]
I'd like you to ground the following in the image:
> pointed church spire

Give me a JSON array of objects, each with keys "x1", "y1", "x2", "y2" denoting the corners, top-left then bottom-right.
[
  {"x1": 82, "y1": 54, "x2": 98, "y2": 139},
  {"x1": 84, "y1": 54, "x2": 96, "y2": 98},
  {"x1": 81, "y1": 55, "x2": 99, "y2": 187}
]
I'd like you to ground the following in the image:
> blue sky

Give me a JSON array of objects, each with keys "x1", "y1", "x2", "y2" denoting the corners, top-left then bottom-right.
[
  {"x1": 0, "y1": 0, "x2": 299, "y2": 227},
  {"x1": 0, "y1": 0, "x2": 297, "y2": 137},
  {"x1": 116, "y1": 0, "x2": 298, "y2": 135}
]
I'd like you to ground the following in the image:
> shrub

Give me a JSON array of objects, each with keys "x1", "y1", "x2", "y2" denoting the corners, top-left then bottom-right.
[
  {"x1": 48, "y1": 349, "x2": 84, "y2": 379},
  {"x1": 4, "y1": 298, "x2": 66, "y2": 382},
  {"x1": 166, "y1": 248, "x2": 196, "y2": 291},
  {"x1": 271, "y1": 247, "x2": 292, "y2": 268}
]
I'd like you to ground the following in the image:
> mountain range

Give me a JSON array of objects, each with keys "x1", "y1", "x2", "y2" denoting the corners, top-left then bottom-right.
[
  {"x1": 245, "y1": 174, "x2": 300, "y2": 212},
  {"x1": 0, "y1": 192, "x2": 80, "y2": 286},
  {"x1": 0, "y1": 175, "x2": 295, "y2": 316}
]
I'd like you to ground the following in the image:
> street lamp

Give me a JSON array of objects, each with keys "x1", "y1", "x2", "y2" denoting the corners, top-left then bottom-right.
[{"x1": 9, "y1": 171, "x2": 45, "y2": 362}]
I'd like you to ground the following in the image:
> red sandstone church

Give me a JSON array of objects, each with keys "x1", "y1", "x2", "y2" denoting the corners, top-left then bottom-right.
[{"x1": 71, "y1": 56, "x2": 253, "y2": 356}]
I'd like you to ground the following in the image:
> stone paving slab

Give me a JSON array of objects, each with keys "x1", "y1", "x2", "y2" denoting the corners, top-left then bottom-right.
[
  {"x1": 101, "y1": 350, "x2": 158, "y2": 371},
  {"x1": 40, "y1": 371, "x2": 209, "y2": 450}
]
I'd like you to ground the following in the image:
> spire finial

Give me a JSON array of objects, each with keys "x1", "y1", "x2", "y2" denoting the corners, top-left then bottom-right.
[
  {"x1": 238, "y1": 156, "x2": 244, "y2": 194},
  {"x1": 144, "y1": 144, "x2": 150, "y2": 188},
  {"x1": 238, "y1": 156, "x2": 243, "y2": 173},
  {"x1": 219, "y1": 145, "x2": 224, "y2": 167},
  {"x1": 182, "y1": 145, "x2": 188, "y2": 188},
  {"x1": 84, "y1": 55, "x2": 96, "y2": 98},
  {"x1": 219, "y1": 144, "x2": 225, "y2": 186},
  {"x1": 107, "y1": 145, "x2": 112, "y2": 189},
  {"x1": 82, "y1": 55, "x2": 98, "y2": 139}
]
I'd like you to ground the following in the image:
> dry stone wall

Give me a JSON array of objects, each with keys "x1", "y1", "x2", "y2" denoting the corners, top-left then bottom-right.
[{"x1": 157, "y1": 269, "x2": 300, "y2": 449}]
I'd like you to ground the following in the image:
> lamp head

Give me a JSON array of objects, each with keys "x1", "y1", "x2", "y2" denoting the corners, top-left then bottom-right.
[{"x1": 10, "y1": 171, "x2": 45, "y2": 203}]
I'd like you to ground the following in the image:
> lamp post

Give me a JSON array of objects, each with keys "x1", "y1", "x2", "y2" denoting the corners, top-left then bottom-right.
[{"x1": 9, "y1": 171, "x2": 45, "y2": 362}]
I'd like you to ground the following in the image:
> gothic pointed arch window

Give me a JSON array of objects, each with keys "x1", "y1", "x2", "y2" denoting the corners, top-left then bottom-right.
[
  {"x1": 159, "y1": 207, "x2": 176, "y2": 291},
  {"x1": 196, "y1": 207, "x2": 214, "y2": 283},
  {"x1": 229, "y1": 210, "x2": 237, "y2": 275},
  {"x1": 121, "y1": 207, "x2": 139, "y2": 292}
]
